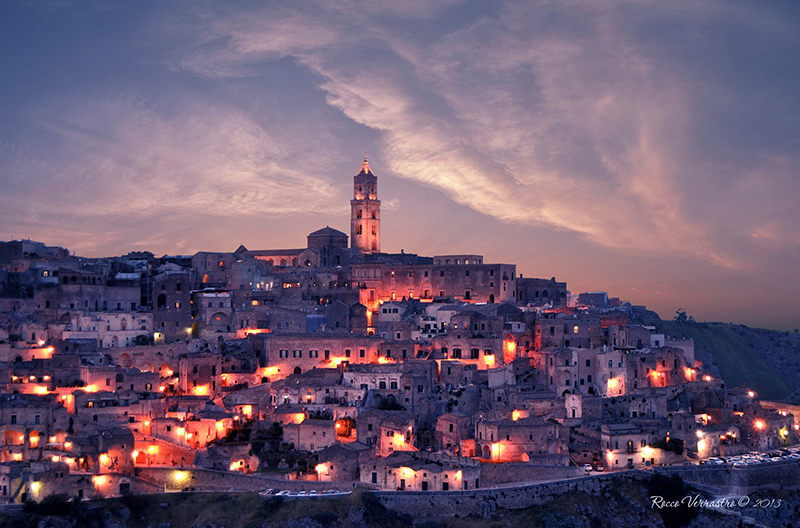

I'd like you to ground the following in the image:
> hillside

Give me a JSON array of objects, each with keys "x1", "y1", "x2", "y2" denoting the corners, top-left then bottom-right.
[
  {"x1": 633, "y1": 309, "x2": 800, "y2": 401},
  {"x1": 5, "y1": 477, "x2": 799, "y2": 528}
]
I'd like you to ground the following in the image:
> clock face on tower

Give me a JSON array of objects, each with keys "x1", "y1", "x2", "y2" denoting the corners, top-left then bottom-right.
[{"x1": 351, "y1": 155, "x2": 381, "y2": 253}]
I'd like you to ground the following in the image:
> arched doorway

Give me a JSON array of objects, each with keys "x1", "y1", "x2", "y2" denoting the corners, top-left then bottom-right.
[{"x1": 293, "y1": 367, "x2": 302, "y2": 375}]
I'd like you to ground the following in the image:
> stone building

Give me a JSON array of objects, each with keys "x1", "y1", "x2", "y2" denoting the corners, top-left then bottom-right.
[
  {"x1": 316, "y1": 441, "x2": 372, "y2": 482},
  {"x1": 282, "y1": 419, "x2": 337, "y2": 452},
  {"x1": 153, "y1": 269, "x2": 194, "y2": 343},
  {"x1": 360, "y1": 451, "x2": 480, "y2": 491}
]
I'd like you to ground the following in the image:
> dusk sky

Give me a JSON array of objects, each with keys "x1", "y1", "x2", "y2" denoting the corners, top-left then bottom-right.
[{"x1": 1, "y1": 1, "x2": 799, "y2": 330}]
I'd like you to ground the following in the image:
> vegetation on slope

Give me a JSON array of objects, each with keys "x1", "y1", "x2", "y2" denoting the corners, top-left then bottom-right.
[{"x1": 633, "y1": 309, "x2": 799, "y2": 401}]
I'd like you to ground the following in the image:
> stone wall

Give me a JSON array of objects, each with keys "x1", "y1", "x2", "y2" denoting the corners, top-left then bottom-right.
[
  {"x1": 653, "y1": 459, "x2": 800, "y2": 495},
  {"x1": 374, "y1": 460, "x2": 800, "y2": 518},
  {"x1": 374, "y1": 472, "x2": 626, "y2": 517},
  {"x1": 480, "y1": 463, "x2": 580, "y2": 485},
  {"x1": 135, "y1": 467, "x2": 355, "y2": 493}
]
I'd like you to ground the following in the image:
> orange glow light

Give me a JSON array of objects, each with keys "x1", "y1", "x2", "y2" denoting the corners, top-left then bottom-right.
[
  {"x1": 394, "y1": 434, "x2": 405, "y2": 444},
  {"x1": 504, "y1": 339, "x2": 517, "y2": 355},
  {"x1": 748, "y1": 391, "x2": 756, "y2": 398},
  {"x1": 99, "y1": 454, "x2": 109, "y2": 464},
  {"x1": 243, "y1": 328, "x2": 271, "y2": 336},
  {"x1": 148, "y1": 445, "x2": 157, "y2": 454},
  {"x1": 84, "y1": 385, "x2": 97, "y2": 393},
  {"x1": 754, "y1": 420, "x2": 766, "y2": 430},
  {"x1": 92, "y1": 476, "x2": 105, "y2": 485},
  {"x1": 51, "y1": 455, "x2": 60, "y2": 462},
  {"x1": 216, "y1": 421, "x2": 224, "y2": 429},
  {"x1": 512, "y1": 410, "x2": 521, "y2": 421},
  {"x1": 703, "y1": 375, "x2": 712, "y2": 382},
  {"x1": 35, "y1": 386, "x2": 48, "y2": 395},
  {"x1": 132, "y1": 450, "x2": 139, "y2": 459},
  {"x1": 64, "y1": 441, "x2": 72, "y2": 449}
]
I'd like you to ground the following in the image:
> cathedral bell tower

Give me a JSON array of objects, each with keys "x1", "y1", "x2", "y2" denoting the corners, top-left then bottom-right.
[{"x1": 350, "y1": 155, "x2": 380, "y2": 253}]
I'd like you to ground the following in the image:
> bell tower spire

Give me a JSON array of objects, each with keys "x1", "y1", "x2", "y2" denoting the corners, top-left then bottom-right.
[{"x1": 350, "y1": 154, "x2": 380, "y2": 253}]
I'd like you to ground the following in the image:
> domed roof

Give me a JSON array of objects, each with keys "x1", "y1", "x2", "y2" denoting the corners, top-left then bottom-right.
[{"x1": 308, "y1": 226, "x2": 347, "y2": 238}]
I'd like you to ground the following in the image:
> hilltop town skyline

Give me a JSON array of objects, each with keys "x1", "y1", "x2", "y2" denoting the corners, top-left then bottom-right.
[
  {"x1": 1, "y1": 147, "x2": 798, "y2": 520},
  {"x1": 2, "y1": 2, "x2": 800, "y2": 331}
]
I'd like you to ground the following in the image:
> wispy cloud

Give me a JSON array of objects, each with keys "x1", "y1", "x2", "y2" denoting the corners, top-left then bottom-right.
[
  {"x1": 1, "y1": 95, "x2": 348, "y2": 229},
  {"x1": 2, "y1": 0, "x2": 799, "y2": 277},
  {"x1": 136, "y1": 0, "x2": 800, "y2": 270}
]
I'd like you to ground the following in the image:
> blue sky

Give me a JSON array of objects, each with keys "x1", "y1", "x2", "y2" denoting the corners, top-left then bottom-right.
[{"x1": 1, "y1": 1, "x2": 799, "y2": 330}]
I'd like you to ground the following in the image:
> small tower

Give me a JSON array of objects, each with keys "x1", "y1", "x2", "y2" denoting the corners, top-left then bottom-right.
[{"x1": 350, "y1": 155, "x2": 381, "y2": 253}]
